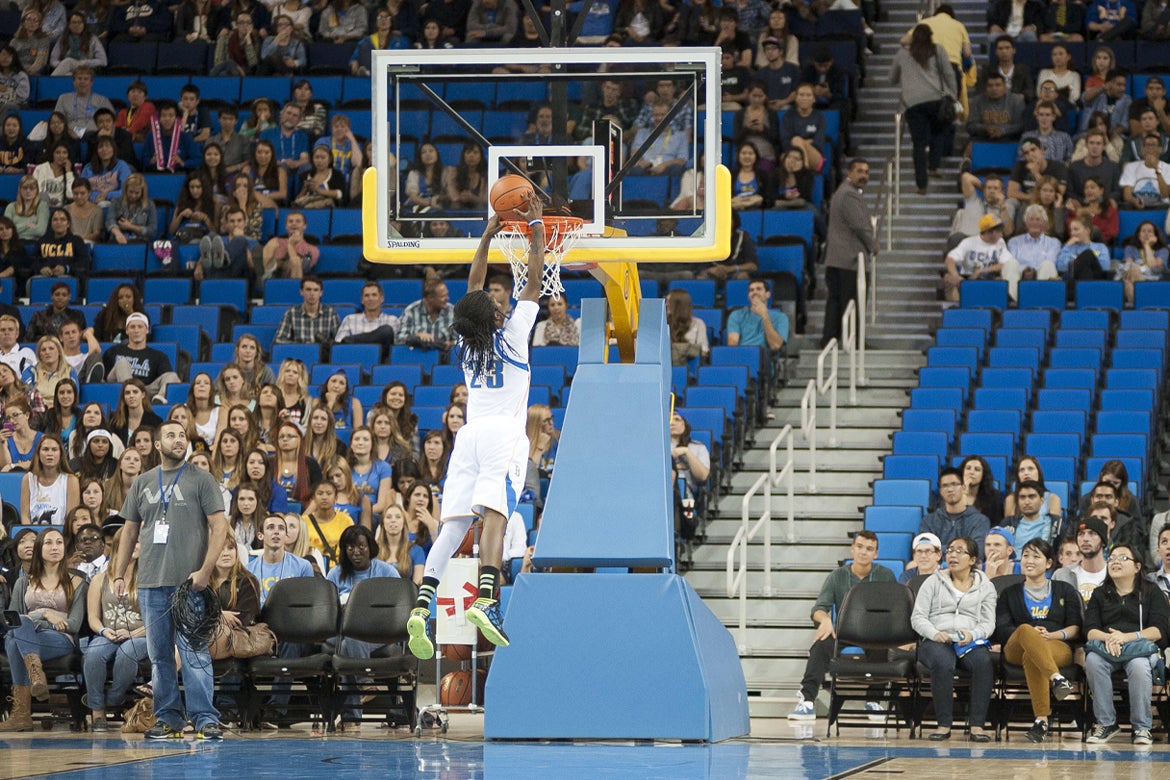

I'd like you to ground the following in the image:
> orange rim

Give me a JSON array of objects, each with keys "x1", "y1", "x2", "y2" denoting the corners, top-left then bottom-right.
[{"x1": 501, "y1": 216, "x2": 584, "y2": 236}]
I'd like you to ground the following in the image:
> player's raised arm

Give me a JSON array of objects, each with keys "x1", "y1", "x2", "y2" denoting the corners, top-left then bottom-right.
[
  {"x1": 515, "y1": 196, "x2": 544, "y2": 302},
  {"x1": 468, "y1": 215, "x2": 502, "y2": 291}
]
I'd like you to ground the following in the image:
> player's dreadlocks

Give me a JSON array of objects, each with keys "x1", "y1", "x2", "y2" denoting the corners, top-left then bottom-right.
[{"x1": 453, "y1": 290, "x2": 504, "y2": 380}]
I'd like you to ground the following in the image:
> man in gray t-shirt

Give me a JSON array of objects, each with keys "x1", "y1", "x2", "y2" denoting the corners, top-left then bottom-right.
[{"x1": 110, "y1": 421, "x2": 228, "y2": 740}]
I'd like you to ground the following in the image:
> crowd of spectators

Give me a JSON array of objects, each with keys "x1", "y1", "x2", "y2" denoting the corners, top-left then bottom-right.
[
  {"x1": 946, "y1": 33, "x2": 1170, "y2": 304},
  {"x1": 792, "y1": 453, "x2": 1170, "y2": 745}
]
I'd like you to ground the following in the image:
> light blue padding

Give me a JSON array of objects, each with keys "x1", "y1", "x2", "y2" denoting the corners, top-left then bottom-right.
[
  {"x1": 486, "y1": 297, "x2": 748, "y2": 742},
  {"x1": 533, "y1": 297, "x2": 674, "y2": 568},
  {"x1": 483, "y1": 573, "x2": 750, "y2": 741}
]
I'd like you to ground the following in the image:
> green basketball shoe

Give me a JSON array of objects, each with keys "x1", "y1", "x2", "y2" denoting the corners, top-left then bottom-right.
[
  {"x1": 466, "y1": 599, "x2": 510, "y2": 647},
  {"x1": 406, "y1": 607, "x2": 434, "y2": 660}
]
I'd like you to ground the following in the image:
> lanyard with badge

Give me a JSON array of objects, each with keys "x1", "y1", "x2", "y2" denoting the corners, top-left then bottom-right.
[{"x1": 154, "y1": 464, "x2": 186, "y2": 544}]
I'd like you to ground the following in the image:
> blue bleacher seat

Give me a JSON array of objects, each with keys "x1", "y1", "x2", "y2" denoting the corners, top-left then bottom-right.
[
  {"x1": 271, "y1": 343, "x2": 322, "y2": 365},
  {"x1": 1035, "y1": 456, "x2": 1076, "y2": 487},
  {"x1": 1112, "y1": 348, "x2": 1164, "y2": 380},
  {"x1": 908, "y1": 387, "x2": 963, "y2": 411},
  {"x1": 249, "y1": 306, "x2": 287, "y2": 326},
  {"x1": 315, "y1": 245, "x2": 360, "y2": 275},
  {"x1": 369, "y1": 364, "x2": 424, "y2": 393},
  {"x1": 926, "y1": 346, "x2": 979, "y2": 375},
  {"x1": 389, "y1": 345, "x2": 442, "y2": 376},
  {"x1": 882, "y1": 454, "x2": 940, "y2": 482},
  {"x1": 92, "y1": 244, "x2": 147, "y2": 275},
  {"x1": 891, "y1": 431, "x2": 948, "y2": 460},
  {"x1": 957, "y1": 432, "x2": 1014, "y2": 461},
  {"x1": 144, "y1": 278, "x2": 192, "y2": 305},
  {"x1": 1055, "y1": 329, "x2": 1107, "y2": 357},
  {"x1": 761, "y1": 209, "x2": 814, "y2": 243},
  {"x1": 1134, "y1": 281, "x2": 1170, "y2": 309},
  {"x1": 263, "y1": 279, "x2": 303, "y2": 306},
  {"x1": 330, "y1": 209, "x2": 362, "y2": 238},
  {"x1": 1042, "y1": 367, "x2": 1097, "y2": 401},
  {"x1": 994, "y1": 328, "x2": 1047, "y2": 352},
  {"x1": 151, "y1": 324, "x2": 202, "y2": 361},
  {"x1": 901, "y1": 408, "x2": 957, "y2": 444},
  {"x1": 1091, "y1": 433, "x2": 1148, "y2": 463},
  {"x1": 1115, "y1": 328, "x2": 1168, "y2": 353},
  {"x1": 934, "y1": 328, "x2": 987, "y2": 359},
  {"x1": 872, "y1": 479, "x2": 932, "y2": 511},
  {"x1": 1001, "y1": 309, "x2": 1052, "y2": 335},
  {"x1": 1016, "y1": 281, "x2": 1065, "y2": 310},
  {"x1": 972, "y1": 387, "x2": 1028, "y2": 412},
  {"x1": 941, "y1": 308, "x2": 993, "y2": 332},
  {"x1": 979, "y1": 368, "x2": 1034, "y2": 399},
  {"x1": 199, "y1": 279, "x2": 248, "y2": 312},
  {"x1": 917, "y1": 367, "x2": 970, "y2": 401},
  {"x1": 329, "y1": 343, "x2": 380, "y2": 369},
  {"x1": 1083, "y1": 457, "x2": 1144, "y2": 495},
  {"x1": 1076, "y1": 281, "x2": 1124, "y2": 310},
  {"x1": 1096, "y1": 410, "x2": 1152, "y2": 435},
  {"x1": 170, "y1": 305, "x2": 221, "y2": 340},
  {"x1": 153, "y1": 44, "x2": 206, "y2": 75},
  {"x1": 959, "y1": 280, "x2": 1009, "y2": 309},
  {"x1": 667, "y1": 280, "x2": 715, "y2": 308},
  {"x1": 863, "y1": 505, "x2": 921, "y2": 534},
  {"x1": 970, "y1": 142, "x2": 1018, "y2": 172},
  {"x1": 1105, "y1": 367, "x2": 1158, "y2": 391},
  {"x1": 86, "y1": 277, "x2": 134, "y2": 306},
  {"x1": 1060, "y1": 309, "x2": 1110, "y2": 331},
  {"x1": 80, "y1": 383, "x2": 122, "y2": 411},
  {"x1": 1100, "y1": 388, "x2": 1155, "y2": 413},
  {"x1": 966, "y1": 410, "x2": 1022, "y2": 441},
  {"x1": 1025, "y1": 433, "x2": 1081, "y2": 461},
  {"x1": 1049, "y1": 347, "x2": 1103, "y2": 374},
  {"x1": 380, "y1": 279, "x2": 423, "y2": 306},
  {"x1": 1031, "y1": 410, "x2": 1087, "y2": 443},
  {"x1": 530, "y1": 346, "x2": 578, "y2": 373},
  {"x1": 987, "y1": 346, "x2": 1041, "y2": 376},
  {"x1": 429, "y1": 365, "x2": 464, "y2": 388}
]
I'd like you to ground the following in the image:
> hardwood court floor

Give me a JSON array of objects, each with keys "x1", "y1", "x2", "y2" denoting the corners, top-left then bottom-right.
[{"x1": 5, "y1": 716, "x2": 1170, "y2": 779}]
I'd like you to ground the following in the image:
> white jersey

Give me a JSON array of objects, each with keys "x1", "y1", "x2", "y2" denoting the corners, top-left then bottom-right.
[{"x1": 461, "y1": 299, "x2": 539, "y2": 426}]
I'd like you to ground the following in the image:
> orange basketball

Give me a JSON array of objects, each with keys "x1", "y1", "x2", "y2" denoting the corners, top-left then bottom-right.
[
  {"x1": 455, "y1": 520, "x2": 482, "y2": 556},
  {"x1": 441, "y1": 643, "x2": 471, "y2": 661},
  {"x1": 439, "y1": 669, "x2": 486, "y2": 706},
  {"x1": 490, "y1": 174, "x2": 535, "y2": 219}
]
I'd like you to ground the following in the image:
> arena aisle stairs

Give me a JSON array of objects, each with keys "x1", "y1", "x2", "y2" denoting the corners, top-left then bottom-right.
[
  {"x1": 802, "y1": 0, "x2": 988, "y2": 351},
  {"x1": 684, "y1": 348, "x2": 925, "y2": 717}
]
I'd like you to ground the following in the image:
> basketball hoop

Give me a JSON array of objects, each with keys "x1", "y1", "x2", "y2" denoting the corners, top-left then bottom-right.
[{"x1": 494, "y1": 216, "x2": 585, "y2": 299}]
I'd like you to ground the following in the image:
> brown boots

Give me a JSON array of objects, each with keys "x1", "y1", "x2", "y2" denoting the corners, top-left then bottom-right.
[
  {"x1": 24, "y1": 654, "x2": 48, "y2": 701},
  {"x1": 0, "y1": 686, "x2": 33, "y2": 732}
]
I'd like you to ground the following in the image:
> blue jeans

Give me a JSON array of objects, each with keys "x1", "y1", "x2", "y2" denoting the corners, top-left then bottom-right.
[
  {"x1": 1086, "y1": 651, "x2": 1155, "y2": 730},
  {"x1": 83, "y1": 636, "x2": 149, "y2": 711},
  {"x1": 139, "y1": 586, "x2": 220, "y2": 730},
  {"x1": 329, "y1": 636, "x2": 384, "y2": 721},
  {"x1": 269, "y1": 641, "x2": 311, "y2": 712},
  {"x1": 3, "y1": 615, "x2": 75, "y2": 685}
]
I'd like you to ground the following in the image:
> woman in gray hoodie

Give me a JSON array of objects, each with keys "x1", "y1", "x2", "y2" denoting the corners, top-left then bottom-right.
[
  {"x1": 911, "y1": 536, "x2": 998, "y2": 741},
  {"x1": 891, "y1": 24, "x2": 958, "y2": 195}
]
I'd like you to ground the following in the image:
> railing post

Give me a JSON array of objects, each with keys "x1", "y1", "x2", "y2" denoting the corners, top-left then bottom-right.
[
  {"x1": 800, "y1": 379, "x2": 817, "y2": 493},
  {"x1": 893, "y1": 112, "x2": 902, "y2": 215},
  {"x1": 856, "y1": 251, "x2": 868, "y2": 386},
  {"x1": 816, "y1": 338, "x2": 839, "y2": 447},
  {"x1": 842, "y1": 299, "x2": 857, "y2": 405}
]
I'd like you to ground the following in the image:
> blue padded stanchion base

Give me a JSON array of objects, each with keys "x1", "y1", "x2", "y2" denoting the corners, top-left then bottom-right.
[{"x1": 483, "y1": 572, "x2": 750, "y2": 741}]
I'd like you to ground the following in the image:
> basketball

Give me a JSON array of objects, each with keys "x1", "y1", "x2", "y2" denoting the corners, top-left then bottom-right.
[
  {"x1": 441, "y1": 643, "x2": 471, "y2": 661},
  {"x1": 439, "y1": 669, "x2": 487, "y2": 706},
  {"x1": 490, "y1": 174, "x2": 535, "y2": 219},
  {"x1": 455, "y1": 520, "x2": 482, "y2": 556}
]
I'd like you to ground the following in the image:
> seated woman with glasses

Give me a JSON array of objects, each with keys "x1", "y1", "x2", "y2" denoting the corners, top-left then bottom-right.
[
  {"x1": 1083, "y1": 543, "x2": 1170, "y2": 746},
  {"x1": 911, "y1": 536, "x2": 998, "y2": 742},
  {"x1": 993, "y1": 538, "x2": 1082, "y2": 743}
]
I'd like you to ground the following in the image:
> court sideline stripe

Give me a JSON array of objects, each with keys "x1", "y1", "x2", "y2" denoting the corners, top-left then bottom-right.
[
  {"x1": 7, "y1": 749, "x2": 175, "y2": 780},
  {"x1": 823, "y1": 756, "x2": 894, "y2": 780}
]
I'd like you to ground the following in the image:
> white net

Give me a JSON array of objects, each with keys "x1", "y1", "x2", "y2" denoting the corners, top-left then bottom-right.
[{"x1": 494, "y1": 217, "x2": 585, "y2": 299}]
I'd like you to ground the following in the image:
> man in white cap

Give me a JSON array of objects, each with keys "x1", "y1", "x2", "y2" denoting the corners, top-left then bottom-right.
[
  {"x1": 102, "y1": 312, "x2": 181, "y2": 404},
  {"x1": 899, "y1": 532, "x2": 942, "y2": 584},
  {"x1": 944, "y1": 212, "x2": 1021, "y2": 301}
]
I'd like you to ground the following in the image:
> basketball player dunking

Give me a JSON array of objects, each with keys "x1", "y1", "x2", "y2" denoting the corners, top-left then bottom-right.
[{"x1": 406, "y1": 196, "x2": 545, "y2": 659}]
